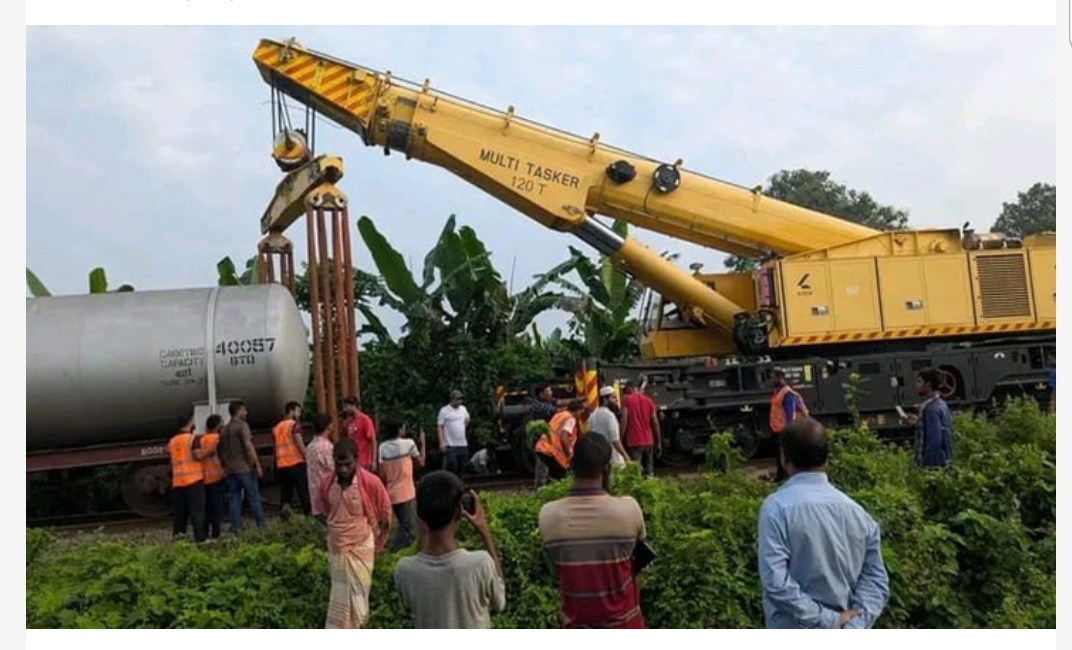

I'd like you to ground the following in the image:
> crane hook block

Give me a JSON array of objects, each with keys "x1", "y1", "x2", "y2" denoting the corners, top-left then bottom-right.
[
  {"x1": 606, "y1": 160, "x2": 636, "y2": 185},
  {"x1": 273, "y1": 129, "x2": 312, "y2": 173},
  {"x1": 652, "y1": 163, "x2": 681, "y2": 194}
]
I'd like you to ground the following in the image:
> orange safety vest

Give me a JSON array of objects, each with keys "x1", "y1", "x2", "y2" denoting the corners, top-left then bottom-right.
[
  {"x1": 169, "y1": 432, "x2": 204, "y2": 488},
  {"x1": 273, "y1": 419, "x2": 304, "y2": 469},
  {"x1": 770, "y1": 385, "x2": 809, "y2": 434},
  {"x1": 200, "y1": 433, "x2": 225, "y2": 485},
  {"x1": 535, "y1": 411, "x2": 577, "y2": 470}
]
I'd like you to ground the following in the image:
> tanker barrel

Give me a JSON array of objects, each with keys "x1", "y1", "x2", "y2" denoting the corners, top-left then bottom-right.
[{"x1": 26, "y1": 285, "x2": 311, "y2": 452}]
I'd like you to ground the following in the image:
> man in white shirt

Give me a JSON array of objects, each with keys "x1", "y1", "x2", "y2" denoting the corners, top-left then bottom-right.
[
  {"x1": 438, "y1": 389, "x2": 471, "y2": 476},
  {"x1": 587, "y1": 386, "x2": 628, "y2": 469}
]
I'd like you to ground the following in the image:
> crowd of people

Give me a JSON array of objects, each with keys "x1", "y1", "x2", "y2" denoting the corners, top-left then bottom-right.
[{"x1": 166, "y1": 365, "x2": 969, "y2": 628}]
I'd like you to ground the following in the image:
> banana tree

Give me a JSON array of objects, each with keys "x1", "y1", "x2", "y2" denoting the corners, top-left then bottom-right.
[
  {"x1": 26, "y1": 267, "x2": 134, "y2": 297},
  {"x1": 216, "y1": 256, "x2": 258, "y2": 286},
  {"x1": 357, "y1": 214, "x2": 571, "y2": 346},
  {"x1": 293, "y1": 260, "x2": 393, "y2": 343},
  {"x1": 88, "y1": 268, "x2": 134, "y2": 294},
  {"x1": 546, "y1": 220, "x2": 678, "y2": 361},
  {"x1": 25, "y1": 269, "x2": 50, "y2": 297}
]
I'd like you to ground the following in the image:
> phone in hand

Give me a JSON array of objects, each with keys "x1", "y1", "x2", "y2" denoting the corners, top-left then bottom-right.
[
  {"x1": 461, "y1": 492, "x2": 477, "y2": 516},
  {"x1": 895, "y1": 405, "x2": 907, "y2": 419},
  {"x1": 631, "y1": 539, "x2": 656, "y2": 575}
]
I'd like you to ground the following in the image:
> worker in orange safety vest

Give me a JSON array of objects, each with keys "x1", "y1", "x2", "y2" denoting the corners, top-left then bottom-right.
[
  {"x1": 769, "y1": 368, "x2": 809, "y2": 483},
  {"x1": 198, "y1": 414, "x2": 226, "y2": 539},
  {"x1": 534, "y1": 400, "x2": 587, "y2": 487},
  {"x1": 169, "y1": 413, "x2": 207, "y2": 542},
  {"x1": 273, "y1": 401, "x2": 311, "y2": 516}
]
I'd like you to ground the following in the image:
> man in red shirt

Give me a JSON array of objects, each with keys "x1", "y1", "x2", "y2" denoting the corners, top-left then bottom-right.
[
  {"x1": 620, "y1": 382, "x2": 660, "y2": 477},
  {"x1": 341, "y1": 396, "x2": 378, "y2": 473}
]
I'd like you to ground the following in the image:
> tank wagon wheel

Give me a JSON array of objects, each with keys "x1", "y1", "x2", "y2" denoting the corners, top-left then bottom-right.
[
  {"x1": 730, "y1": 424, "x2": 761, "y2": 461},
  {"x1": 660, "y1": 428, "x2": 697, "y2": 469},
  {"x1": 121, "y1": 463, "x2": 173, "y2": 519}
]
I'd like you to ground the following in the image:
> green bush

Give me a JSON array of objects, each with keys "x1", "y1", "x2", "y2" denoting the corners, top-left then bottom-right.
[{"x1": 26, "y1": 399, "x2": 1055, "y2": 628}]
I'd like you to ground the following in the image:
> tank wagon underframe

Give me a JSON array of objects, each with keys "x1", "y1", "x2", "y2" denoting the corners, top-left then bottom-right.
[{"x1": 26, "y1": 285, "x2": 312, "y2": 518}]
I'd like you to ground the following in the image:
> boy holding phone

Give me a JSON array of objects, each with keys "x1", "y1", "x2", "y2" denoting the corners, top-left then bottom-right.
[
  {"x1": 538, "y1": 434, "x2": 650, "y2": 628},
  {"x1": 393, "y1": 470, "x2": 506, "y2": 628}
]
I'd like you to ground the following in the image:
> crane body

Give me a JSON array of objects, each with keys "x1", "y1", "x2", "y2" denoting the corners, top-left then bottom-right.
[{"x1": 252, "y1": 37, "x2": 1055, "y2": 469}]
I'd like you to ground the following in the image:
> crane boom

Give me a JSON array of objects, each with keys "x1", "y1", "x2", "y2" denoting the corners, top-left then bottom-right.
[
  {"x1": 251, "y1": 38, "x2": 878, "y2": 349},
  {"x1": 253, "y1": 39, "x2": 878, "y2": 259}
]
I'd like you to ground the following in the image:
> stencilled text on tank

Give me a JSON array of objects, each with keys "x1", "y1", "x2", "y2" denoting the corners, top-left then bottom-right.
[
  {"x1": 158, "y1": 347, "x2": 207, "y2": 389},
  {"x1": 215, "y1": 337, "x2": 276, "y2": 367}
]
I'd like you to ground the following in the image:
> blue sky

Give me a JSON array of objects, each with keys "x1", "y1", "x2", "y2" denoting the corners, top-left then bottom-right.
[{"x1": 25, "y1": 26, "x2": 1055, "y2": 337}]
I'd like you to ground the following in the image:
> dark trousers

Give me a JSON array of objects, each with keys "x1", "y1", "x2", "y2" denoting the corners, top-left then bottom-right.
[
  {"x1": 389, "y1": 499, "x2": 417, "y2": 552},
  {"x1": 205, "y1": 480, "x2": 224, "y2": 538},
  {"x1": 444, "y1": 446, "x2": 470, "y2": 476},
  {"x1": 628, "y1": 445, "x2": 655, "y2": 477},
  {"x1": 773, "y1": 435, "x2": 787, "y2": 482},
  {"x1": 534, "y1": 452, "x2": 568, "y2": 487},
  {"x1": 278, "y1": 463, "x2": 311, "y2": 515},
  {"x1": 172, "y1": 482, "x2": 207, "y2": 542},
  {"x1": 224, "y1": 471, "x2": 266, "y2": 533}
]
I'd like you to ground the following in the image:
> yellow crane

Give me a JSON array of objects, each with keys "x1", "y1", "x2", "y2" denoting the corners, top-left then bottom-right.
[{"x1": 251, "y1": 37, "x2": 1055, "y2": 362}]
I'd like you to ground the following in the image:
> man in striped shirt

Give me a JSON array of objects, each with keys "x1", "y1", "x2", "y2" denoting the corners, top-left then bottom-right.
[{"x1": 538, "y1": 433, "x2": 648, "y2": 628}]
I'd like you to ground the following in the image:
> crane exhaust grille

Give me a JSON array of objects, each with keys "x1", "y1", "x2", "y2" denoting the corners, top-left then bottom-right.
[{"x1": 976, "y1": 254, "x2": 1031, "y2": 319}]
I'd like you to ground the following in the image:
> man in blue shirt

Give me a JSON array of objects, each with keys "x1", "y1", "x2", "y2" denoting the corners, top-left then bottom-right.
[
  {"x1": 757, "y1": 417, "x2": 890, "y2": 629},
  {"x1": 906, "y1": 367, "x2": 953, "y2": 468}
]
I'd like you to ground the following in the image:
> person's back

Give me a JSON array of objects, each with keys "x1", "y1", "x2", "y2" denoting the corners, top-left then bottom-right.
[
  {"x1": 621, "y1": 391, "x2": 655, "y2": 446},
  {"x1": 759, "y1": 474, "x2": 880, "y2": 626},
  {"x1": 588, "y1": 391, "x2": 627, "y2": 468},
  {"x1": 394, "y1": 470, "x2": 505, "y2": 628},
  {"x1": 758, "y1": 417, "x2": 889, "y2": 629},
  {"x1": 539, "y1": 434, "x2": 647, "y2": 628},
  {"x1": 218, "y1": 416, "x2": 251, "y2": 475},
  {"x1": 586, "y1": 405, "x2": 617, "y2": 440},
  {"x1": 395, "y1": 547, "x2": 503, "y2": 628}
]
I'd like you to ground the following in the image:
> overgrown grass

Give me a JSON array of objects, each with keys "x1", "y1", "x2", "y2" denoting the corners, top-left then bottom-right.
[{"x1": 26, "y1": 399, "x2": 1056, "y2": 628}]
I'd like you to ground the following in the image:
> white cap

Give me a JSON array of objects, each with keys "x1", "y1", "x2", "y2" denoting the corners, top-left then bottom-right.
[{"x1": 599, "y1": 386, "x2": 616, "y2": 397}]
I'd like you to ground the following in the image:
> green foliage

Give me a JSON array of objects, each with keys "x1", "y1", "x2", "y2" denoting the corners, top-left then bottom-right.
[
  {"x1": 215, "y1": 256, "x2": 259, "y2": 287},
  {"x1": 703, "y1": 431, "x2": 746, "y2": 474},
  {"x1": 540, "y1": 219, "x2": 680, "y2": 362},
  {"x1": 25, "y1": 266, "x2": 134, "y2": 297},
  {"x1": 359, "y1": 336, "x2": 553, "y2": 450},
  {"x1": 27, "y1": 400, "x2": 1055, "y2": 629},
  {"x1": 841, "y1": 371, "x2": 868, "y2": 430},
  {"x1": 25, "y1": 268, "x2": 51, "y2": 297},
  {"x1": 356, "y1": 214, "x2": 571, "y2": 347},
  {"x1": 524, "y1": 419, "x2": 551, "y2": 452},
  {"x1": 991, "y1": 182, "x2": 1055, "y2": 238},
  {"x1": 88, "y1": 267, "x2": 134, "y2": 293}
]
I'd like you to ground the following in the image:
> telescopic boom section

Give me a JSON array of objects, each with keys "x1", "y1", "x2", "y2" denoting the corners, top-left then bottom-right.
[{"x1": 252, "y1": 38, "x2": 879, "y2": 346}]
